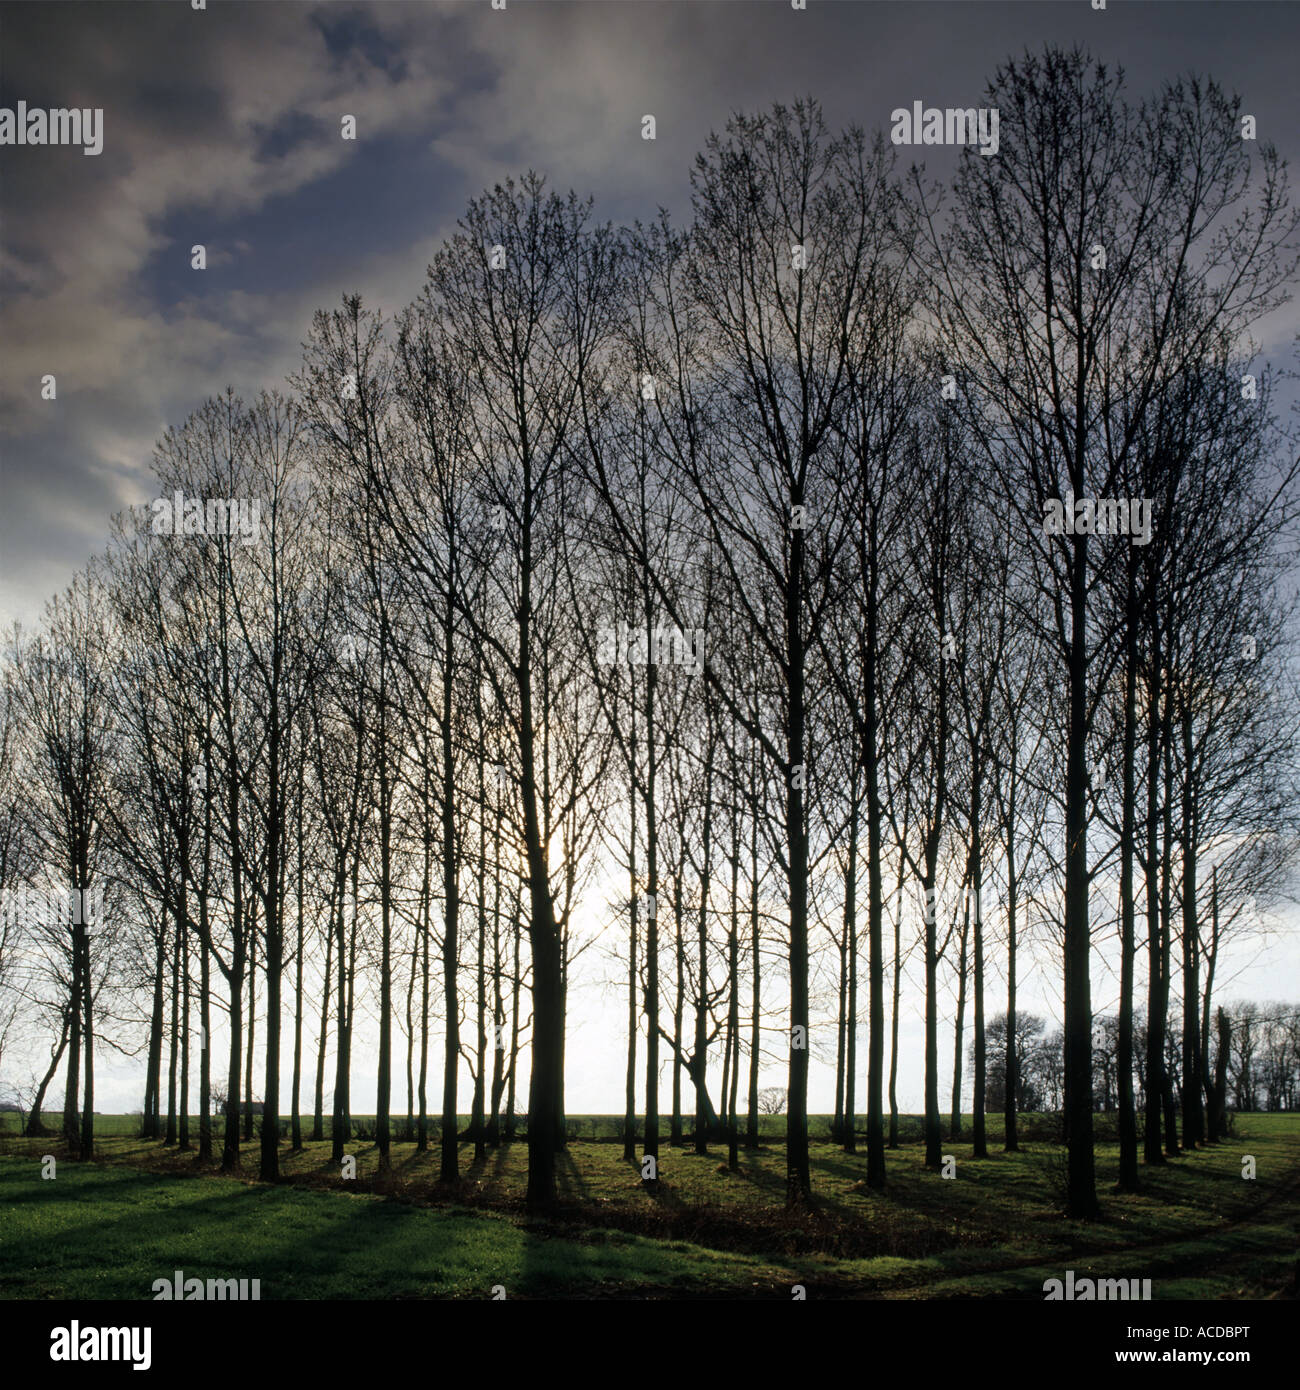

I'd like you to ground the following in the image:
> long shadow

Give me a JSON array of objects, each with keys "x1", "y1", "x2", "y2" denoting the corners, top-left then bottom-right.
[
  {"x1": 734, "y1": 1153, "x2": 787, "y2": 1202},
  {"x1": 555, "y1": 1147, "x2": 591, "y2": 1200}
]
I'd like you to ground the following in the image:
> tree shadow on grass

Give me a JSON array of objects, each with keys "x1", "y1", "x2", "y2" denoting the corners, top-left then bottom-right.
[{"x1": 555, "y1": 1148, "x2": 591, "y2": 1200}]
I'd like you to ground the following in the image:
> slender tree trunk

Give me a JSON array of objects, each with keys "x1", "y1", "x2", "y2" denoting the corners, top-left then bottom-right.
[
  {"x1": 643, "y1": 650, "x2": 660, "y2": 1173},
  {"x1": 671, "y1": 887, "x2": 684, "y2": 1147},
  {"x1": 79, "y1": 922, "x2": 94, "y2": 1160},
  {"x1": 1062, "y1": 530, "x2": 1098, "y2": 1217},
  {"x1": 376, "y1": 680, "x2": 393, "y2": 1174},
  {"x1": 1117, "y1": 558, "x2": 1140, "y2": 1188},
  {"x1": 1210, "y1": 1006, "x2": 1230, "y2": 1142},
  {"x1": 843, "y1": 778, "x2": 859, "y2": 1155},
  {"x1": 419, "y1": 772, "x2": 433, "y2": 1150},
  {"x1": 331, "y1": 872, "x2": 352, "y2": 1164},
  {"x1": 439, "y1": 602, "x2": 459, "y2": 1184},
  {"x1": 693, "y1": 734, "x2": 715, "y2": 1154},
  {"x1": 833, "y1": 928, "x2": 847, "y2": 1146},
  {"x1": 517, "y1": 515, "x2": 564, "y2": 1208},
  {"x1": 417, "y1": 757, "x2": 432, "y2": 1152},
  {"x1": 889, "y1": 874, "x2": 902, "y2": 1149},
  {"x1": 243, "y1": 913, "x2": 256, "y2": 1144},
  {"x1": 727, "y1": 795, "x2": 741, "y2": 1172},
  {"x1": 223, "y1": 953, "x2": 244, "y2": 1171},
  {"x1": 1160, "y1": 710, "x2": 1179, "y2": 1157},
  {"x1": 923, "y1": 861, "x2": 941, "y2": 1168},
  {"x1": 1179, "y1": 707, "x2": 1203, "y2": 1149},
  {"x1": 1004, "y1": 787, "x2": 1019, "y2": 1153},
  {"x1": 143, "y1": 916, "x2": 164, "y2": 1140},
  {"x1": 785, "y1": 532, "x2": 811, "y2": 1205},
  {"x1": 505, "y1": 901, "x2": 521, "y2": 1140},
  {"x1": 971, "y1": 776, "x2": 987, "y2": 1160},
  {"x1": 624, "y1": 766, "x2": 639, "y2": 1163},
  {"x1": 950, "y1": 894, "x2": 968, "y2": 1140},
  {"x1": 863, "y1": 612, "x2": 886, "y2": 1184},
  {"x1": 312, "y1": 910, "x2": 332, "y2": 1145},
  {"x1": 924, "y1": 621, "x2": 950, "y2": 1173},
  {"x1": 291, "y1": 799, "x2": 305, "y2": 1153},
  {"x1": 746, "y1": 766, "x2": 760, "y2": 1151},
  {"x1": 166, "y1": 893, "x2": 179, "y2": 1147},
  {"x1": 404, "y1": 935, "x2": 416, "y2": 1138},
  {"x1": 1143, "y1": 632, "x2": 1166, "y2": 1166},
  {"x1": 179, "y1": 886, "x2": 191, "y2": 1150},
  {"x1": 198, "y1": 753, "x2": 214, "y2": 1162},
  {"x1": 554, "y1": 932, "x2": 569, "y2": 1152},
  {"x1": 26, "y1": 1015, "x2": 69, "y2": 1136},
  {"x1": 1200, "y1": 867, "x2": 1220, "y2": 1140},
  {"x1": 487, "y1": 806, "x2": 505, "y2": 1147},
  {"x1": 222, "y1": 764, "x2": 245, "y2": 1172},
  {"x1": 472, "y1": 757, "x2": 488, "y2": 1162}
]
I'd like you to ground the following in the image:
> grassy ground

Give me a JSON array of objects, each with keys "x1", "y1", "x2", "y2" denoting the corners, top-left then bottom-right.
[{"x1": 1, "y1": 1113, "x2": 1296, "y2": 1299}]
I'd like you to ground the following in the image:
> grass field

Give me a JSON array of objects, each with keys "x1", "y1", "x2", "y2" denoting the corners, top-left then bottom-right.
[{"x1": 2, "y1": 1113, "x2": 1297, "y2": 1299}]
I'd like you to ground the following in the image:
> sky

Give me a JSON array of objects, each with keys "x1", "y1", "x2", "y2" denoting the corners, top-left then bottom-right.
[{"x1": 2, "y1": 0, "x2": 1299, "y2": 1113}]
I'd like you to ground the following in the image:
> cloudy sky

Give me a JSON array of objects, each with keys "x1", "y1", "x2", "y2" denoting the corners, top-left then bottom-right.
[
  {"x1": 4, "y1": 0, "x2": 1300, "y2": 633},
  {"x1": 3, "y1": 0, "x2": 1299, "y2": 1109}
]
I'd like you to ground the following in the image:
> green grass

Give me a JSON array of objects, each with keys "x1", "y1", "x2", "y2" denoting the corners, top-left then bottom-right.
[
  {"x1": 0, "y1": 1111, "x2": 843, "y2": 1141},
  {"x1": 0, "y1": 1156, "x2": 789, "y2": 1299},
  {"x1": 2, "y1": 1113, "x2": 1297, "y2": 1299}
]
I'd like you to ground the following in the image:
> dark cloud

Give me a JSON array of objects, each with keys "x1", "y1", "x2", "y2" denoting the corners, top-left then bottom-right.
[{"x1": 2, "y1": 0, "x2": 1297, "y2": 630}]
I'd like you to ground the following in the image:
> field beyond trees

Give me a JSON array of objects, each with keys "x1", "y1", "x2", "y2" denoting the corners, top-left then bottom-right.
[{"x1": 2, "y1": 1113, "x2": 1296, "y2": 1300}]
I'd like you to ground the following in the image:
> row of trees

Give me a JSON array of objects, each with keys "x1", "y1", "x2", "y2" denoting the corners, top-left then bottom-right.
[
  {"x1": 2, "y1": 48, "x2": 1298, "y2": 1215},
  {"x1": 983, "y1": 1004, "x2": 1300, "y2": 1125}
]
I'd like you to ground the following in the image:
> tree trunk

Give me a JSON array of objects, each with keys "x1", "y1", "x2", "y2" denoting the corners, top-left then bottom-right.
[
  {"x1": 439, "y1": 607, "x2": 460, "y2": 1184},
  {"x1": 473, "y1": 758, "x2": 489, "y2": 1162},
  {"x1": 1160, "y1": 707, "x2": 1179, "y2": 1157},
  {"x1": 624, "y1": 773, "x2": 639, "y2": 1163},
  {"x1": 843, "y1": 777, "x2": 859, "y2": 1155},
  {"x1": 1062, "y1": 530, "x2": 1098, "y2": 1217},
  {"x1": 143, "y1": 915, "x2": 165, "y2": 1140},
  {"x1": 1004, "y1": 785, "x2": 1019, "y2": 1153},
  {"x1": 166, "y1": 895, "x2": 180, "y2": 1146},
  {"x1": 312, "y1": 906, "x2": 332, "y2": 1145},
  {"x1": 785, "y1": 528, "x2": 811, "y2": 1205},
  {"x1": 79, "y1": 923, "x2": 94, "y2": 1160},
  {"x1": 950, "y1": 893, "x2": 969, "y2": 1140},
  {"x1": 243, "y1": 915, "x2": 256, "y2": 1144},
  {"x1": 1143, "y1": 624, "x2": 1166, "y2": 1167},
  {"x1": 643, "y1": 649, "x2": 661, "y2": 1173},
  {"x1": 1116, "y1": 556, "x2": 1140, "y2": 1189},
  {"x1": 746, "y1": 768, "x2": 760, "y2": 1152},
  {"x1": 971, "y1": 776, "x2": 987, "y2": 1161},
  {"x1": 671, "y1": 887, "x2": 684, "y2": 1147},
  {"x1": 179, "y1": 878, "x2": 191, "y2": 1152},
  {"x1": 25, "y1": 1015, "x2": 69, "y2": 1137},
  {"x1": 1200, "y1": 867, "x2": 1221, "y2": 1140},
  {"x1": 692, "y1": 733, "x2": 715, "y2": 1155},
  {"x1": 1210, "y1": 1007, "x2": 1230, "y2": 1142},
  {"x1": 376, "y1": 679, "x2": 393, "y2": 1174},
  {"x1": 863, "y1": 590, "x2": 886, "y2": 1184},
  {"x1": 291, "y1": 796, "x2": 305, "y2": 1152},
  {"x1": 1179, "y1": 707, "x2": 1203, "y2": 1149},
  {"x1": 889, "y1": 874, "x2": 902, "y2": 1149}
]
